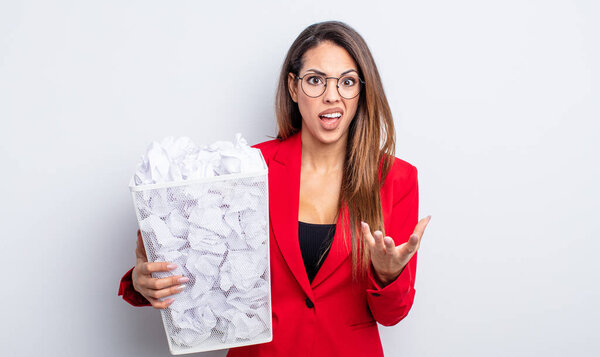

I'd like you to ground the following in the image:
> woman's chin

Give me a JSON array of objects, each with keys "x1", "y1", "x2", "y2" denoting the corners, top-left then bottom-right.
[{"x1": 302, "y1": 125, "x2": 348, "y2": 147}]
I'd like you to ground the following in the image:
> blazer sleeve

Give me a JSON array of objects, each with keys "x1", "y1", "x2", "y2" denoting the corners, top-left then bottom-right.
[
  {"x1": 365, "y1": 165, "x2": 419, "y2": 326},
  {"x1": 118, "y1": 267, "x2": 151, "y2": 307}
]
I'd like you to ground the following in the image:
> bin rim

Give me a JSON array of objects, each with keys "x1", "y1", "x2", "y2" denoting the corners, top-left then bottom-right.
[{"x1": 129, "y1": 151, "x2": 268, "y2": 192}]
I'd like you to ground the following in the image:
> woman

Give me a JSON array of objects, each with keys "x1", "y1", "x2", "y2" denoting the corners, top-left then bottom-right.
[{"x1": 119, "y1": 20, "x2": 430, "y2": 356}]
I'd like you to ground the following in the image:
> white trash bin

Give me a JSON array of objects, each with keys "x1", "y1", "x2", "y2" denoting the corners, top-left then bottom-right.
[{"x1": 129, "y1": 154, "x2": 272, "y2": 355}]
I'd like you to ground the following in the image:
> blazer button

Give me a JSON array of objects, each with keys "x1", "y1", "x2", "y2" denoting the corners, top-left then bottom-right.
[{"x1": 305, "y1": 297, "x2": 314, "y2": 308}]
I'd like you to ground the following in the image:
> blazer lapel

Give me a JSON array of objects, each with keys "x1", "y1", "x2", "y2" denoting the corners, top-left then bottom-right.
[{"x1": 269, "y1": 131, "x2": 314, "y2": 300}]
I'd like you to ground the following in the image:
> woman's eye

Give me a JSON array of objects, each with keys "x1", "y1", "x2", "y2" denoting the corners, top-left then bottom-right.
[
  {"x1": 341, "y1": 77, "x2": 356, "y2": 86},
  {"x1": 306, "y1": 76, "x2": 323, "y2": 85}
]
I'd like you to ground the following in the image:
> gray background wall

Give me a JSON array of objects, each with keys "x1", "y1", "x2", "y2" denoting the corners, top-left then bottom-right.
[{"x1": 1, "y1": 0, "x2": 598, "y2": 356}]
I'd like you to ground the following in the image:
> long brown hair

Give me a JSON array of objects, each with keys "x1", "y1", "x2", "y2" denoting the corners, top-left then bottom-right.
[{"x1": 275, "y1": 21, "x2": 396, "y2": 281}]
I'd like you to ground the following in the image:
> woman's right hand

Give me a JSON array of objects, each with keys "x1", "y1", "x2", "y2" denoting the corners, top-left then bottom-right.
[{"x1": 132, "y1": 230, "x2": 189, "y2": 309}]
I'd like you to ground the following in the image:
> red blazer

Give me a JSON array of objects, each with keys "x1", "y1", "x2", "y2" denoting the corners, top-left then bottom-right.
[{"x1": 118, "y1": 130, "x2": 419, "y2": 356}]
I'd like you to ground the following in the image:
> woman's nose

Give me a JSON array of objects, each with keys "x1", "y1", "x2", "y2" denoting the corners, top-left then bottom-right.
[{"x1": 322, "y1": 79, "x2": 341, "y2": 103}]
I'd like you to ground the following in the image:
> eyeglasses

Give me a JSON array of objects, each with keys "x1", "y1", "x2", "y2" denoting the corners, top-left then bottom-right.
[{"x1": 295, "y1": 71, "x2": 365, "y2": 99}]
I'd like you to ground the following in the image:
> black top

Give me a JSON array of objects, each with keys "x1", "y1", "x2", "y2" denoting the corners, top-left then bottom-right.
[{"x1": 298, "y1": 220, "x2": 336, "y2": 283}]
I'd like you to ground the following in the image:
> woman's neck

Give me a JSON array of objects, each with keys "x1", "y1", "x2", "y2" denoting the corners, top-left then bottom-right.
[{"x1": 300, "y1": 129, "x2": 347, "y2": 173}]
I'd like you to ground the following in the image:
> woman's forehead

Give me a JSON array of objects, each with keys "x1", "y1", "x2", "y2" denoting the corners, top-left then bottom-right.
[{"x1": 300, "y1": 42, "x2": 358, "y2": 76}]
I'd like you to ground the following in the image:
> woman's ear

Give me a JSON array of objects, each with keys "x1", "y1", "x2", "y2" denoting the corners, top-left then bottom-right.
[{"x1": 288, "y1": 72, "x2": 298, "y2": 103}]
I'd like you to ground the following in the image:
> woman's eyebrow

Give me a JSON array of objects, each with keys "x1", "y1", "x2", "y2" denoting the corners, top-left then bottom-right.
[{"x1": 304, "y1": 68, "x2": 358, "y2": 76}]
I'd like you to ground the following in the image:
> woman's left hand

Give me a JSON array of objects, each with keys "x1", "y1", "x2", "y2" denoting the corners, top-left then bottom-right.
[{"x1": 361, "y1": 215, "x2": 431, "y2": 287}]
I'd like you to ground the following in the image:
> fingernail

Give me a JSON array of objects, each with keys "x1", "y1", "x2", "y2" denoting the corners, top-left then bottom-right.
[
  {"x1": 166, "y1": 298, "x2": 175, "y2": 305},
  {"x1": 178, "y1": 277, "x2": 189, "y2": 283},
  {"x1": 167, "y1": 263, "x2": 177, "y2": 270},
  {"x1": 177, "y1": 284, "x2": 187, "y2": 291}
]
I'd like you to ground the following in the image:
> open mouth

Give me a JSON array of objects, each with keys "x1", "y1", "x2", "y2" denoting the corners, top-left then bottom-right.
[
  {"x1": 317, "y1": 107, "x2": 344, "y2": 130},
  {"x1": 320, "y1": 112, "x2": 341, "y2": 118},
  {"x1": 319, "y1": 112, "x2": 342, "y2": 121},
  {"x1": 318, "y1": 112, "x2": 343, "y2": 129}
]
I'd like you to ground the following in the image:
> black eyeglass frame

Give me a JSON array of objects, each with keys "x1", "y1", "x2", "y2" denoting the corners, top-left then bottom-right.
[{"x1": 295, "y1": 73, "x2": 365, "y2": 99}]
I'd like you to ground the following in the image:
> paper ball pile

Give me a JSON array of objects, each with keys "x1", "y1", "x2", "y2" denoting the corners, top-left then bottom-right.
[{"x1": 132, "y1": 134, "x2": 270, "y2": 348}]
